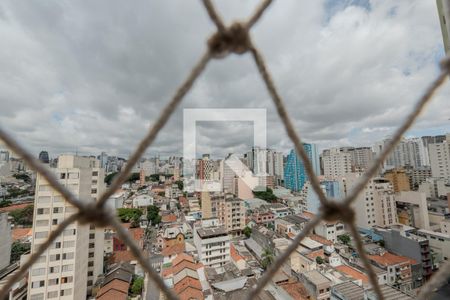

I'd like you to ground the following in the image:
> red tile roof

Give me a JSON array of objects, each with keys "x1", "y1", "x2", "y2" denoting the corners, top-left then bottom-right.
[
  {"x1": 335, "y1": 265, "x2": 369, "y2": 283},
  {"x1": 162, "y1": 214, "x2": 177, "y2": 223},
  {"x1": 174, "y1": 277, "x2": 203, "y2": 294},
  {"x1": 110, "y1": 251, "x2": 137, "y2": 264},
  {"x1": 309, "y1": 234, "x2": 333, "y2": 246},
  {"x1": 306, "y1": 249, "x2": 325, "y2": 261},
  {"x1": 279, "y1": 282, "x2": 309, "y2": 300},
  {"x1": 172, "y1": 253, "x2": 194, "y2": 266},
  {"x1": 178, "y1": 287, "x2": 204, "y2": 300},
  {"x1": 0, "y1": 203, "x2": 30, "y2": 212},
  {"x1": 128, "y1": 228, "x2": 144, "y2": 242},
  {"x1": 12, "y1": 228, "x2": 32, "y2": 241},
  {"x1": 96, "y1": 279, "x2": 129, "y2": 300},
  {"x1": 230, "y1": 243, "x2": 244, "y2": 262},
  {"x1": 368, "y1": 252, "x2": 416, "y2": 267},
  {"x1": 161, "y1": 243, "x2": 185, "y2": 257}
]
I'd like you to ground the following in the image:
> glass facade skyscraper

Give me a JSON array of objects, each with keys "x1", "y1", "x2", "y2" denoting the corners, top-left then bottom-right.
[{"x1": 284, "y1": 143, "x2": 320, "y2": 192}]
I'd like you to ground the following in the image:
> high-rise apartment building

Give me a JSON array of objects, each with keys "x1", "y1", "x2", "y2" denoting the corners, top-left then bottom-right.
[
  {"x1": 28, "y1": 155, "x2": 105, "y2": 300},
  {"x1": 322, "y1": 148, "x2": 352, "y2": 179},
  {"x1": 437, "y1": 0, "x2": 450, "y2": 54},
  {"x1": 284, "y1": 144, "x2": 319, "y2": 192},
  {"x1": 384, "y1": 168, "x2": 410, "y2": 193},
  {"x1": 211, "y1": 194, "x2": 246, "y2": 235},
  {"x1": 219, "y1": 154, "x2": 247, "y2": 194},
  {"x1": 378, "y1": 138, "x2": 429, "y2": 170},
  {"x1": 340, "y1": 174, "x2": 397, "y2": 229},
  {"x1": 0, "y1": 212, "x2": 11, "y2": 270},
  {"x1": 340, "y1": 146, "x2": 374, "y2": 171},
  {"x1": 193, "y1": 219, "x2": 230, "y2": 269},
  {"x1": 428, "y1": 134, "x2": 450, "y2": 179}
]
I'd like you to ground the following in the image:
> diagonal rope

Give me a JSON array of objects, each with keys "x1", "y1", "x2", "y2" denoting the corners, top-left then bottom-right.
[
  {"x1": 417, "y1": 261, "x2": 450, "y2": 300},
  {"x1": 0, "y1": 129, "x2": 84, "y2": 210},
  {"x1": 348, "y1": 222, "x2": 384, "y2": 300},
  {"x1": 246, "y1": 214, "x2": 323, "y2": 300},
  {"x1": 0, "y1": 213, "x2": 78, "y2": 299},
  {"x1": 109, "y1": 217, "x2": 179, "y2": 300},
  {"x1": 342, "y1": 56, "x2": 450, "y2": 207},
  {"x1": 249, "y1": 44, "x2": 329, "y2": 206},
  {"x1": 96, "y1": 51, "x2": 211, "y2": 207},
  {"x1": 0, "y1": 1, "x2": 449, "y2": 299}
]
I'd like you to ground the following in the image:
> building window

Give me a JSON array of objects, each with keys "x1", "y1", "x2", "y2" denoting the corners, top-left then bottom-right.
[
  {"x1": 35, "y1": 231, "x2": 48, "y2": 239},
  {"x1": 52, "y1": 219, "x2": 58, "y2": 225},
  {"x1": 30, "y1": 293, "x2": 44, "y2": 300},
  {"x1": 60, "y1": 173, "x2": 66, "y2": 179},
  {"x1": 31, "y1": 268, "x2": 46, "y2": 276},
  {"x1": 62, "y1": 264, "x2": 73, "y2": 272},
  {"x1": 47, "y1": 291, "x2": 58, "y2": 298},
  {"x1": 49, "y1": 254, "x2": 60, "y2": 262},
  {"x1": 31, "y1": 280, "x2": 45, "y2": 288},
  {"x1": 49, "y1": 266, "x2": 59, "y2": 274},
  {"x1": 48, "y1": 278, "x2": 59, "y2": 285},
  {"x1": 61, "y1": 276, "x2": 73, "y2": 284},
  {"x1": 91, "y1": 188, "x2": 97, "y2": 194},
  {"x1": 36, "y1": 220, "x2": 49, "y2": 226},
  {"x1": 53, "y1": 207, "x2": 64, "y2": 214},
  {"x1": 37, "y1": 208, "x2": 49, "y2": 215},
  {"x1": 62, "y1": 252, "x2": 74, "y2": 260},
  {"x1": 60, "y1": 289, "x2": 72, "y2": 296},
  {"x1": 63, "y1": 241, "x2": 75, "y2": 248}
]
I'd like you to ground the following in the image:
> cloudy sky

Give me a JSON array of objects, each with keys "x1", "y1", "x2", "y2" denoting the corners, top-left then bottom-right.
[{"x1": 0, "y1": 0, "x2": 449, "y2": 159}]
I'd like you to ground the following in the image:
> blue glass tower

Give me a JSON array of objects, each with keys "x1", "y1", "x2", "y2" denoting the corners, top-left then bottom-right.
[{"x1": 283, "y1": 143, "x2": 320, "y2": 192}]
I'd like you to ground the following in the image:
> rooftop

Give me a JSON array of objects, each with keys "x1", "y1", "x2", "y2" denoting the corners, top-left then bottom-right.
[
  {"x1": 331, "y1": 281, "x2": 365, "y2": 300},
  {"x1": 196, "y1": 226, "x2": 227, "y2": 238}
]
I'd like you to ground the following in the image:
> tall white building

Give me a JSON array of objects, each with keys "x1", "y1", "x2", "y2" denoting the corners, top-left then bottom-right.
[
  {"x1": 0, "y1": 212, "x2": 11, "y2": 270},
  {"x1": 377, "y1": 138, "x2": 429, "y2": 170},
  {"x1": 322, "y1": 148, "x2": 352, "y2": 179},
  {"x1": 28, "y1": 155, "x2": 105, "y2": 300},
  {"x1": 428, "y1": 134, "x2": 450, "y2": 179},
  {"x1": 340, "y1": 173, "x2": 397, "y2": 229},
  {"x1": 193, "y1": 219, "x2": 230, "y2": 269}
]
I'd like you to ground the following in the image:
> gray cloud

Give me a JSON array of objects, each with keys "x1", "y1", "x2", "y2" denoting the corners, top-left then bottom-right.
[{"x1": 0, "y1": 0, "x2": 449, "y2": 160}]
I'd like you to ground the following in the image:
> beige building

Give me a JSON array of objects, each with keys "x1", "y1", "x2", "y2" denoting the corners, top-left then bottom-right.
[
  {"x1": 395, "y1": 191, "x2": 430, "y2": 230},
  {"x1": 212, "y1": 195, "x2": 246, "y2": 235},
  {"x1": 28, "y1": 155, "x2": 105, "y2": 300},
  {"x1": 340, "y1": 173, "x2": 397, "y2": 229},
  {"x1": 384, "y1": 168, "x2": 410, "y2": 193},
  {"x1": 0, "y1": 212, "x2": 11, "y2": 270},
  {"x1": 428, "y1": 134, "x2": 450, "y2": 179},
  {"x1": 322, "y1": 148, "x2": 352, "y2": 180}
]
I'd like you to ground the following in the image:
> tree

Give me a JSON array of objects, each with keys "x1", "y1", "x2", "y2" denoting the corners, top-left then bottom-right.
[
  {"x1": 243, "y1": 226, "x2": 252, "y2": 238},
  {"x1": 253, "y1": 188, "x2": 277, "y2": 202},
  {"x1": 149, "y1": 174, "x2": 160, "y2": 182},
  {"x1": 11, "y1": 241, "x2": 30, "y2": 262},
  {"x1": 316, "y1": 256, "x2": 324, "y2": 265},
  {"x1": 261, "y1": 248, "x2": 274, "y2": 270},
  {"x1": 175, "y1": 180, "x2": 183, "y2": 191},
  {"x1": 104, "y1": 172, "x2": 118, "y2": 185},
  {"x1": 9, "y1": 205, "x2": 34, "y2": 226},
  {"x1": 147, "y1": 205, "x2": 161, "y2": 225},
  {"x1": 117, "y1": 208, "x2": 142, "y2": 227},
  {"x1": 338, "y1": 234, "x2": 351, "y2": 245},
  {"x1": 0, "y1": 200, "x2": 12, "y2": 208},
  {"x1": 128, "y1": 173, "x2": 140, "y2": 182},
  {"x1": 130, "y1": 276, "x2": 144, "y2": 296},
  {"x1": 13, "y1": 173, "x2": 31, "y2": 183}
]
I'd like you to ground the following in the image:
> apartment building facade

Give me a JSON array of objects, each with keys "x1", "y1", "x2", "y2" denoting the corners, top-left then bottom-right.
[{"x1": 28, "y1": 155, "x2": 105, "y2": 300}]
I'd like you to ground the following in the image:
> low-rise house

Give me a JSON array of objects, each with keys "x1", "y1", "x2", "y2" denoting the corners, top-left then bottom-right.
[{"x1": 298, "y1": 270, "x2": 331, "y2": 300}]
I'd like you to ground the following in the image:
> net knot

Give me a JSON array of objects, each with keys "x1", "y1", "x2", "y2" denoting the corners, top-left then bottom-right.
[
  {"x1": 208, "y1": 22, "x2": 250, "y2": 58},
  {"x1": 77, "y1": 202, "x2": 115, "y2": 227},
  {"x1": 320, "y1": 201, "x2": 355, "y2": 224}
]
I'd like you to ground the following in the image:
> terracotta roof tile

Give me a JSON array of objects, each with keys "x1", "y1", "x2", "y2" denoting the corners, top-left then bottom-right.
[
  {"x1": 230, "y1": 243, "x2": 244, "y2": 262},
  {"x1": 12, "y1": 228, "x2": 32, "y2": 241},
  {"x1": 172, "y1": 253, "x2": 194, "y2": 265},
  {"x1": 110, "y1": 250, "x2": 137, "y2": 264},
  {"x1": 174, "y1": 277, "x2": 202, "y2": 294},
  {"x1": 279, "y1": 282, "x2": 309, "y2": 300},
  {"x1": 335, "y1": 265, "x2": 369, "y2": 283},
  {"x1": 96, "y1": 279, "x2": 129, "y2": 299},
  {"x1": 178, "y1": 287, "x2": 204, "y2": 300},
  {"x1": 306, "y1": 249, "x2": 325, "y2": 261},
  {"x1": 309, "y1": 234, "x2": 333, "y2": 246},
  {"x1": 368, "y1": 252, "x2": 416, "y2": 266},
  {"x1": 128, "y1": 228, "x2": 144, "y2": 242},
  {"x1": 162, "y1": 214, "x2": 177, "y2": 223},
  {"x1": 161, "y1": 243, "x2": 185, "y2": 257},
  {"x1": 0, "y1": 203, "x2": 30, "y2": 212}
]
